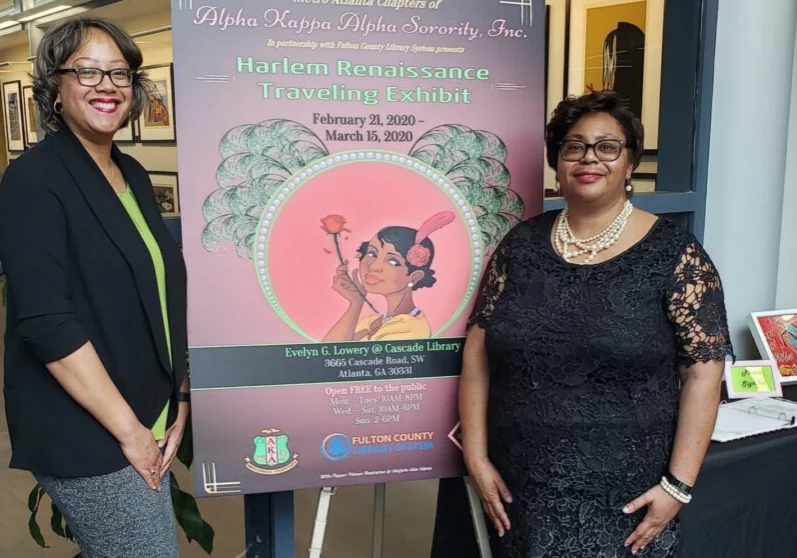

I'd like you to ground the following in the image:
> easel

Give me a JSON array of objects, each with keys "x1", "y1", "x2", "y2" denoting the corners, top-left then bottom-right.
[{"x1": 307, "y1": 478, "x2": 493, "y2": 558}]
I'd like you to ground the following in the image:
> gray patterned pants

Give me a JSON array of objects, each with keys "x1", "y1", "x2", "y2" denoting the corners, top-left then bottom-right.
[{"x1": 35, "y1": 465, "x2": 180, "y2": 558}]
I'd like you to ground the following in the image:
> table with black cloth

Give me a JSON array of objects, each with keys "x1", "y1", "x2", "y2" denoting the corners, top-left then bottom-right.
[{"x1": 431, "y1": 386, "x2": 797, "y2": 558}]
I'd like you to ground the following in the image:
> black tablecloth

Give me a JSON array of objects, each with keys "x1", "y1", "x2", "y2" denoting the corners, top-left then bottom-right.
[{"x1": 431, "y1": 388, "x2": 797, "y2": 558}]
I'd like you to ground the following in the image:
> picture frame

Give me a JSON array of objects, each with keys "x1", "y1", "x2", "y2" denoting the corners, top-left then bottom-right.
[
  {"x1": 148, "y1": 171, "x2": 180, "y2": 217},
  {"x1": 114, "y1": 117, "x2": 136, "y2": 143},
  {"x1": 3, "y1": 80, "x2": 25, "y2": 152},
  {"x1": 748, "y1": 310, "x2": 797, "y2": 384},
  {"x1": 723, "y1": 360, "x2": 783, "y2": 399},
  {"x1": 21, "y1": 85, "x2": 38, "y2": 147},
  {"x1": 543, "y1": 0, "x2": 569, "y2": 197},
  {"x1": 566, "y1": 0, "x2": 664, "y2": 150},
  {"x1": 138, "y1": 64, "x2": 176, "y2": 143}
]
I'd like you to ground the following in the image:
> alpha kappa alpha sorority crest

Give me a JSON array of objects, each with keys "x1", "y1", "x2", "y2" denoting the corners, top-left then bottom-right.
[{"x1": 244, "y1": 428, "x2": 299, "y2": 475}]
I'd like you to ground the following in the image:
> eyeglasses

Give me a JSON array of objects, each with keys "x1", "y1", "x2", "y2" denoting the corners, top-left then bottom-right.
[
  {"x1": 56, "y1": 67, "x2": 135, "y2": 87},
  {"x1": 558, "y1": 139, "x2": 627, "y2": 162}
]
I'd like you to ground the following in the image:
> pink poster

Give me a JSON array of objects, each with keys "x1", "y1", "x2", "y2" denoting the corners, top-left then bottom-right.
[{"x1": 171, "y1": 0, "x2": 544, "y2": 496}]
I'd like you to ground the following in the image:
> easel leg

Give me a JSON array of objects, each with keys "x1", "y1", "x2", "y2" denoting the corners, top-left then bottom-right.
[
  {"x1": 464, "y1": 477, "x2": 493, "y2": 558},
  {"x1": 372, "y1": 483, "x2": 386, "y2": 558},
  {"x1": 244, "y1": 491, "x2": 295, "y2": 558},
  {"x1": 309, "y1": 487, "x2": 336, "y2": 558}
]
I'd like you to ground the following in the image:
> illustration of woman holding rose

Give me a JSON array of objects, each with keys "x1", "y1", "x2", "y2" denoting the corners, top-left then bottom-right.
[{"x1": 322, "y1": 212, "x2": 455, "y2": 342}]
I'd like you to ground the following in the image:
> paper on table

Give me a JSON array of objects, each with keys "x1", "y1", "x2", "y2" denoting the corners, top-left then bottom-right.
[{"x1": 711, "y1": 398, "x2": 797, "y2": 443}]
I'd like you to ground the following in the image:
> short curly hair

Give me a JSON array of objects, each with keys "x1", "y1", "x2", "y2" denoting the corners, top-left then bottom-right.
[
  {"x1": 33, "y1": 17, "x2": 150, "y2": 136},
  {"x1": 545, "y1": 90, "x2": 644, "y2": 170}
]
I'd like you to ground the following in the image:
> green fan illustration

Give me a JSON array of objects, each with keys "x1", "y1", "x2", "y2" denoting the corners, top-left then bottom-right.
[{"x1": 201, "y1": 119, "x2": 525, "y2": 257}]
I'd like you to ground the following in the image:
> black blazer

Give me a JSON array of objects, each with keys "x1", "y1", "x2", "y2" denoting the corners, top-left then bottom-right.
[{"x1": 0, "y1": 126, "x2": 187, "y2": 477}]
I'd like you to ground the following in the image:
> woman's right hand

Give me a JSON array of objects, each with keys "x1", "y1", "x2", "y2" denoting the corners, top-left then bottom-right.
[
  {"x1": 465, "y1": 455, "x2": 513, "y2": 536},
  {"x1": 119, "y1": 424, "x2": 163, "y2": 490},
  {"x1": 332, "y1": 261, "x2": 365, "y2": 305}
]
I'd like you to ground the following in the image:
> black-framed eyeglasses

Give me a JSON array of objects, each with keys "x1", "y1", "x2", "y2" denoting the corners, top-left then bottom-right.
[
  {"x1": 56, "y1": 67, "x2": 135, "y2": 87},
  {"x1": 558, "y1": 139, "x2": 627, "y2": 162}
]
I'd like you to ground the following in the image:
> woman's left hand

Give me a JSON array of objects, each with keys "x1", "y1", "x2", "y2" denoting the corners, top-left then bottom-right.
[
  {"x1": 158, "y1": 401, "x2": 190, "y2": 478},
  {"x1": 622, "y1": 485, "x2": 682, "y2": 555}
]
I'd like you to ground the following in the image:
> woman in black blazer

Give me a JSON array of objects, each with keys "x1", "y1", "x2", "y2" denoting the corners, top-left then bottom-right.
[{"x1": 0, "y1": 17, "x2": 187, "y2": 557}]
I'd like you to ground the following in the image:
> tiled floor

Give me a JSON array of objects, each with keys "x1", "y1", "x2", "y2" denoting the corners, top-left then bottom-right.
[{"x1": 0, "y1": 311, "x2": 438, "y2": 557}]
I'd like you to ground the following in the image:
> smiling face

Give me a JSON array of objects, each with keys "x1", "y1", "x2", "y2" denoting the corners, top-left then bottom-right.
[
  {"x1": 556, "y1": 112, "x2": 634, "y2": 205},
  {"x1": 57, "y1": 29, "x2": 132, "y2": 144},
  {"x1": 359, "y1": 235, "x2": 425, "y2": 296}
]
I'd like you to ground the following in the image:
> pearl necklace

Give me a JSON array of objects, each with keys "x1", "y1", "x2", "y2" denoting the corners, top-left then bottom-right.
[{"x1": 555, "y1": 200, "x2": 633, "y2": 264}]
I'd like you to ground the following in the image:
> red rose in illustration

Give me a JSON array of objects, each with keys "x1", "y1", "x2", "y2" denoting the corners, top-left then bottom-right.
[
  {"x1": 321, "y1": 214, "x2": 376, "y2": 313},
  {"x1": 320, "y1": 215, "x2": 350, "y2": 235},
  {"x1": 406, "y1": 245, "x2": 431, "y2": 267}
]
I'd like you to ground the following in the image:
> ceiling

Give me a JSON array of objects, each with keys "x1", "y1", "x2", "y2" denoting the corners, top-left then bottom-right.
[
  {"x1": 87, "y1": 0, "x2": 170, "y2": 23},
  {"x1": 0, "y1": 0, "x2": 171, "y2": 61}
]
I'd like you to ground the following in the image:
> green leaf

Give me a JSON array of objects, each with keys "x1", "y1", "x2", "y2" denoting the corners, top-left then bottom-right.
[
  {"x1": 170, "y1": 472, "x2": 214, "y2": 554},
  {"x1": 176, "y1": 416, "x2": 194, "y2": 469},
  {"x1": 27, "y1": 484, "x2": 41, "y2": 513},
  {"x1": 50, "y1": 500, "x2": 67, "y2": 538},
  {"x1": 27, "y1": 485, "x2": 47, "y2": 548},
  {"x1": 28, "y1": 513, "x2": 47, "y2": 548}
]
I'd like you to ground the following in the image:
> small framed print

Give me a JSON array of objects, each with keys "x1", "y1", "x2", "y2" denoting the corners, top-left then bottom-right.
[
  {"x1": 138, "y1": 64, "x2": 176, "y2": 143},
  {"x1": 724, "y1": 360, "x2": 782, "y2": 399},
  {"x1": 3, "y1": 80, "x2": 25, "y2": 152},
  {"x1": 21, "y1": 85, "x2": 38, "y2": 146},
  {"x1": 114, "y1": 117, "x2": 135, "y2": 143},
  {"x1": 748, "y1": 310, "x2": 797, "y2": 383},
  {"x1": 149, "y1": 171, "x2": 180, "y2": 217}
]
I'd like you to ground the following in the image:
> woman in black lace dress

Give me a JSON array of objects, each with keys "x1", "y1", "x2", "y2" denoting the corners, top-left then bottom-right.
[{"x1": 460, "y1": 91, "x2": 733, "y2": 557}]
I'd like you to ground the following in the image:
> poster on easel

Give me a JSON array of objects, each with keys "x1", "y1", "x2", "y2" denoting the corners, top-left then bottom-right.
[{"x1": 171, "y1": 0, "x2": 545, "y2": 496}]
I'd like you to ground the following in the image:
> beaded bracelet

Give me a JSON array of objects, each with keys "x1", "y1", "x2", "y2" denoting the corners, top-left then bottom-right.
[{"x1": 660, "y1": 476, "x2": 692, "y2": 504}]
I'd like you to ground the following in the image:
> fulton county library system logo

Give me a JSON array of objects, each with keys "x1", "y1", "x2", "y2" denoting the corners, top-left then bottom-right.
[
  {"x1": 320, "y1": 433, "x2": 354, "y2": 461},
  {"x1": 244, "y1": 428, "x2": 299, "y2": 475}
]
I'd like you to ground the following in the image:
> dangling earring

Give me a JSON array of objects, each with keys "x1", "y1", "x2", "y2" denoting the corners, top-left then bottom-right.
[
  {"x1": 53, "y1": 100, "x2": 63, "y2": 114},
  {"x1": 625, "y1": 179, "x2": 633, "y2": 193},
  {"x1": 553, "y1": 181, "x2": 561, "y2": 194}
]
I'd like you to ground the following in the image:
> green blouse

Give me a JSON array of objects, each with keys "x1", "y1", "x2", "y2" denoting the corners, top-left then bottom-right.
[{"x1": 117, "y1": 187, "x2": 170, "y2": 440}]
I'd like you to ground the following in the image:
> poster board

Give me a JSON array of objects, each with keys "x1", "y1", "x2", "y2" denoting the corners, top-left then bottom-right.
[{"x1": 171, "y1": 0, "x2": 545, "y2": 497}]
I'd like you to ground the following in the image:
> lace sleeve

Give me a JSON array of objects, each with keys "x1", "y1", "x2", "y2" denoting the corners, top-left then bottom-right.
[
  {"x1": 468, "y1": 231, "x2": 513, "y2": 329},
  {"x1": 667, "y1": 239, "x2": 734, "y2": 366}
]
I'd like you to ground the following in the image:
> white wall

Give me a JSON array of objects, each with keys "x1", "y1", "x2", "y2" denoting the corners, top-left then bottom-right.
[
  {"x1": 776, "y1": 30, "x2": 797, "y2": 310},
  {"x1": 703, "y1": 0, "x2": 797, "y2": 356}
]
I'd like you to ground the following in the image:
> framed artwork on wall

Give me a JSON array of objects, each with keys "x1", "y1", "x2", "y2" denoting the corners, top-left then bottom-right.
[
  {"x1": 138, "y1": 64, "x2": 176, "y2": 143},
  {"x1": 3, "y1": 80, "x2": 25, "y2": 152},
  {"x1": 749, "y1": 310, "x2": 797, "y2": 384},
  {"x1": 21, "y1": 85, "x2": 38, "y2": 147},
  {"x1": 148, "y1": 171, "x2": 180, "y2": 217},
  {"x1": 567, "y1": 0, "x2": 664, "y2": 150},
  {"x1": 114, "y1": 117, "x2": 136, "y2": 143},
  {"x1": 543, "y1": 0, "x2": 569, "y2": 198}
]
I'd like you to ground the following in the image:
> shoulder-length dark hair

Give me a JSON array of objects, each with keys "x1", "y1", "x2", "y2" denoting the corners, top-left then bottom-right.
[
  {"x1": 545, "y1": 90, "x2": 645, "y2": 170},
  {"x1": 33, "y1": 17, "x2": 150, "y2": 136}
]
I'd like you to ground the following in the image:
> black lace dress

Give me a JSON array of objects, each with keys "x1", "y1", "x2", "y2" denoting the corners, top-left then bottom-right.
[{"x1": 471, "y1": 212, "x2": 732, "y2": 558}]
